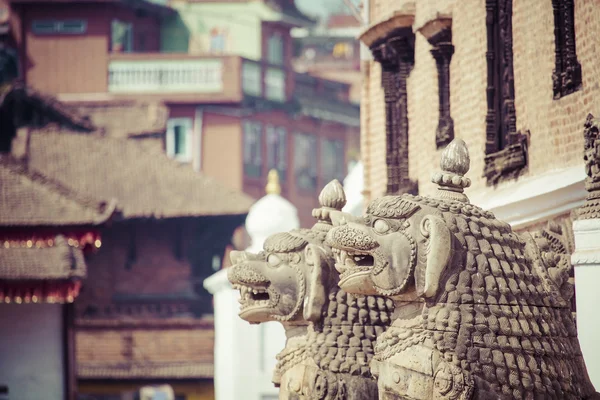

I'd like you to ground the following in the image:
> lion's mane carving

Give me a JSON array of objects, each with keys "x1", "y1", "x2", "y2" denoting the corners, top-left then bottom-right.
[{"x1": 328, "y1": 190, "x2": 596, "y2": 399}]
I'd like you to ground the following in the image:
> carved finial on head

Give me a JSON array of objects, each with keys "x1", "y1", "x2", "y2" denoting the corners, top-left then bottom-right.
[
  {"x1": 318, "y1": 179, "x2": 347, "y2": 210},
  {"x1": 265, "y1": 169, "x2": 281, "y2": 195},
  {"x1": 432, "y1": 138, "x2": 472, "y2": 202},
  {"x1": 312, "y1": 180, "x2": 347, "y2": 230}
]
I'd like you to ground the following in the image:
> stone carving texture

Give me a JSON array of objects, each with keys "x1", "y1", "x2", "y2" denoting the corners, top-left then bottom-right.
[
  {"x1": 551, "y1": 0, "x2": 582, "y2": 99},
  {"x1": 483, "y1": 0, "x2": 528, "y2": 185},
  {"x1": 578, "y1": 114, "x2": 600, "y2": 220},
  {"x1": 325, "y1": 139, "x2": 597, "y2": 399},
  {"x1": 371, "y1": 28, "x2": 417, "y2": 196},
  {"x1": 228, "y1": 180, "x2": 394, "y2": 399}
]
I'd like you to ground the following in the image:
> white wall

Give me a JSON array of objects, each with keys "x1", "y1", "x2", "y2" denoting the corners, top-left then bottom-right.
[
  {"x1": 572, "y1": 218, "x2": 600, "y2": 389},
  {"x1": 0, "y1": 304, "x2": 65, "y2": 400},
  {"x1": 205, "y1": 270, "x2": 285, "y2": 400}
]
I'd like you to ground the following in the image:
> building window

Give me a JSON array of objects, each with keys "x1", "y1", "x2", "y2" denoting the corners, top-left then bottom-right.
[
  {"x1": 265, "y1": 68, "x2": 285, "y2": 102},
  {"x1": 294, "y1": 133, "x2": 317, "y2": 191},
  {"x1": 243, "y1": 121, "x2": 263, "y2": 178},
  {"x1": 551, "y1": 0, "x2": 581, "y2": 99},
  {"x1": 266, "y1": 126, "x2": 287, "y2": 181},
  {"x1": 111, "y1": 20, "x2": 133, "y2": 52},
  {"x1": 483, "y1": 0, "x2": 528, "y2": 184},
  {"x1": 267, "y1": 33, "x2": 284, "y2": 65},
  {"x1": 32, "y1": 20, "x2": 87, "y2": 35},
  {"x1": 242, "y1": 61, "x2": 262, "y2": 96},
  {"x1": 321, "y1": 138, "x2": 345, "y2": 184},
  {"x1": 166, "y1": 118, "x2": 193, "y2": 162}
]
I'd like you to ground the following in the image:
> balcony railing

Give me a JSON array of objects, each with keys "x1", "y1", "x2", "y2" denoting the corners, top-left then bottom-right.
[
  {"x1": 105, "y1": 53, "x2": 350, "y2": 107},
  {"x1": 108, "y1": 55, "x2": 225, "y2": 93}
]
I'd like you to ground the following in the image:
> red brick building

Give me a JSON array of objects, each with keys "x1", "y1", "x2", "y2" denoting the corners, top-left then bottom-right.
[
  {"x1": 0, "y1": 82, "x2": 254, "y2": 399},
  {"x1": 358, "y1": 0, "x2": 599, "y2": 233},
  {"x1": 1, "y1": 0, "x2": 360, "y2": 228},
  {"x1": 0, "y1": 85, "x2": 115, "y2": 400}
]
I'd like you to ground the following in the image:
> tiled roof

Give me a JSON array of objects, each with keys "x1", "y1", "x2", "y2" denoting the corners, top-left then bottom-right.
[
  {"x1": 68, "y1": 100, "x2": 168, "y2": 139},
  {"x1": 78, "y1": 363, "x2": 214, "y2": 379},
  {"x1": 0, "y1": 235, "x2": 86, "y2": 280},
  {"x1": 76, "y1": 320, "x2": 215, "y2": 379},
  {"x1": 28, "y1": 128, "x2": 255, "y2": 219},
  {"x1": 0, "y1": 157, "x2": 115, "y2": 226}
]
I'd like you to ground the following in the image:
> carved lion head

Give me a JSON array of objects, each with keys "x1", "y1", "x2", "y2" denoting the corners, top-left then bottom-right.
[
  {"x1": 228, "y1": 229, "x2": 334, "y2": 324},
  {"x1": 326, "y1": 195, "x2": 458, "y2": 298}
]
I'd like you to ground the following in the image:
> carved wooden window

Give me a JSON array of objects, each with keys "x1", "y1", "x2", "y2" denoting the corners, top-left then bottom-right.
[
  {"x1": 371, "y1": 28, "x2": 417, "y2": 195},
  {"x1": 551, "y1": 0, "x2": 581, "y2": 99},
  {"x1": 266, "y1": 125, "x2": 287, "y2": 181},
  {"x1": 483, "y1": 0, "x2": 528, "y2": 184}
]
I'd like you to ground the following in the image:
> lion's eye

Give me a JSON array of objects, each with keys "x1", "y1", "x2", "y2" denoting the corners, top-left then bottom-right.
[
  {"x1": 267, "y1": 254, "x2": 281, "y2": 266},
  {"x1": 373, "y1": 219, "x2": 390, "y2": 234}
]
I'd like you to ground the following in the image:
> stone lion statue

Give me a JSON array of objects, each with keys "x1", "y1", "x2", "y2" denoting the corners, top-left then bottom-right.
[
  {"x1": 326, "y1": 140, "x2": 597, "y2": 399},
  {"x1": 228, "y1": 180, "x2": 393, "y2": 399}
]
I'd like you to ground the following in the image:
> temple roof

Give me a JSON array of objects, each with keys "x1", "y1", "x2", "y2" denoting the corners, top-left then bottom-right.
[
  {"x1": 0, "y1": 235, "x2": 86, "y2": 280},
  {"x1": 0, "y1": 157, "x2": 115, "y2": 227},
  {"x1": 27, "y1": 127, "x2": 255, "y2": 219},
  {"x1": 1, "y1": 82, "x2": 95, "y2": 131}
]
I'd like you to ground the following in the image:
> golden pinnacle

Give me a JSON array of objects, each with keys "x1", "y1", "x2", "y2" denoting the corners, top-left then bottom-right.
[{"x1": 265, "y1": 169, "x2": 281, "y2": 195}]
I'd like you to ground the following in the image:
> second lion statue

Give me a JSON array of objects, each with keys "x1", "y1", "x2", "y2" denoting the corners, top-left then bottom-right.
[{"x1": 228, "y1": 180, "x2": 393, "y2": 399}]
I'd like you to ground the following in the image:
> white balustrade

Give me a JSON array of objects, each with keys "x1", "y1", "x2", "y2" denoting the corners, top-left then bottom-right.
[{"x1": 108, "y1": 58, "x2": 224, "y2": 93}]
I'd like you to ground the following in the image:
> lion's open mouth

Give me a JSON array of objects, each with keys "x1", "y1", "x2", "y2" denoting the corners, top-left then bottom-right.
[
  {"x1": 332, "y1": 247, "x2": 374, "y2": 280},
  {"x1": 232, "y1": 284, "x2": 274, "y2": 310}
]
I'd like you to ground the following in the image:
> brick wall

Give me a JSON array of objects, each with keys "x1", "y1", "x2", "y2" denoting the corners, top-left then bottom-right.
[
  {"x1": 361, "y1": 0, "x2": 600, "y2": 209},
  {"x1": 76, "y1": 218, "x2": 237, "y2": 318}
]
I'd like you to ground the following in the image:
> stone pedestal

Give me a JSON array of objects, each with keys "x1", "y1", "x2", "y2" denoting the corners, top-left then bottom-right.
[{"x1": 572, "y1": 218, "x2": 600, "y2": 389}]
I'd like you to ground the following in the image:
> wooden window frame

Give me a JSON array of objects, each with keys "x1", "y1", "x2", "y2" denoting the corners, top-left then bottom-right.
[{"x1": 32, "y1": 20, "x2": 87, "y2": 35}]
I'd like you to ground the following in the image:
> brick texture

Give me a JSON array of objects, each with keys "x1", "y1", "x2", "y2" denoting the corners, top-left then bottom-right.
[{"x1": 361, "y1": 0, "x2": 600, "y2": 208}]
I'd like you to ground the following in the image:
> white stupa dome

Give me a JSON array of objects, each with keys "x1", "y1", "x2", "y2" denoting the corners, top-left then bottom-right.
[
  {"x1": 342, "y1": 161, "x2": 364, "y2": 217},
  {"x1": 245, "y1": 169, "x2": 300, "y2": 253}
]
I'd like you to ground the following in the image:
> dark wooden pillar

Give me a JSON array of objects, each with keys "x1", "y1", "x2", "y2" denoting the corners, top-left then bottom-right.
[
  {"x1": 428, "y1": 29, "x2": 454, "y2": 149},
  {"x1": 551, "y1": 0, "x2": 581, "y2": 98},
  {"x1": 63, "y1": 303, "x2": 76, "y2": 400}
]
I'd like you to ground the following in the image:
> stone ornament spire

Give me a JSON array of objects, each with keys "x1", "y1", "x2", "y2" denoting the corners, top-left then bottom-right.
[
  {"x1": 311, "y1": 179, "x2": 347, "y2": 231},
  {"x1": 431, "y1": 138, "x2": 471, "y2": 203},
  {"x1": 245, "y1": 169, "x2": 299, "y2": 253}
]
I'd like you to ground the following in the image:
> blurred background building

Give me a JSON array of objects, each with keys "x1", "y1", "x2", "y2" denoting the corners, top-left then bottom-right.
[
  {"x1": 0, "y1": 0, "x2": 362, "y2": 399},
  {"x1": 6, "y1": 0, "x2": 599, "y2": 397}
]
